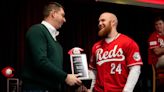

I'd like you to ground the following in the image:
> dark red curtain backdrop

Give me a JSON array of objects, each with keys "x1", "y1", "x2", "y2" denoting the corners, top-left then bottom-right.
[{"x1": 0, "y1": 0, "x2": 163, "y2": 91}]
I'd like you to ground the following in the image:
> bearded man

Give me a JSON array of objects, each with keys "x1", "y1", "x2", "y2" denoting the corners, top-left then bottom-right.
[{"x1": 89, "y1": 12, "x2": 143, "y2": 92}]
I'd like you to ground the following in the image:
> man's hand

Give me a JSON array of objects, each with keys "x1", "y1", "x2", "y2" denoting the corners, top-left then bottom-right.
[
  {"x1": 153, "y1": 47, "x2": 163, "y2": 55},
  {"x1": 65, "y1": 74, "x2": 82, "y2": 86},
  {"x1": 75, "y1": 85, "x2": 91, "y2": 92}
]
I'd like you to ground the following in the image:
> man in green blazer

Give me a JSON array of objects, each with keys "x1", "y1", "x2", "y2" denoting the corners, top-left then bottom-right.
[{"x1": 21, "y1": 2, "x2": 81, "y2": 92}]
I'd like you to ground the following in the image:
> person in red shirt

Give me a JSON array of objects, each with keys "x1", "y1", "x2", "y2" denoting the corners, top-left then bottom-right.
[
  {"x1": 148, "y1": 16, "x2": 164, "y2": 67},
  {"x1": 89, "y1": 12, "x2": 143, "y2": 92},
  {"x1": 148, "y1": 16, "x2": 164, "y2": 92}
]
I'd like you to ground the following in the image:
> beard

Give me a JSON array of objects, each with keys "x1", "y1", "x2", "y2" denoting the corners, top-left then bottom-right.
[{"x1": 98, "y1": 23, "x2": 112, "y2": 37}]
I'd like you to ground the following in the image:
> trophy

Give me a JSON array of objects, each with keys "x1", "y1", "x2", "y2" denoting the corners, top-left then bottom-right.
[{"x1": 68, "y1": 47, "x2": 92, "y2": 89}]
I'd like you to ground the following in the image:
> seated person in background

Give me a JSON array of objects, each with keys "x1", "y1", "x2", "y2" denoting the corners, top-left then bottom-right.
[
  {"x1": 148, "y1": 16, "x2": 164, "y2": 92},
  {"x1": 148, "y1": 16, "x2": 164, "y2": 68}
]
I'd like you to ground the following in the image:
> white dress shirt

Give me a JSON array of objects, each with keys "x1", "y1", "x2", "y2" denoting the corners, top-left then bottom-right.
[{"x1": 41, "y1": 21, "x2": 59, "y2": 41}]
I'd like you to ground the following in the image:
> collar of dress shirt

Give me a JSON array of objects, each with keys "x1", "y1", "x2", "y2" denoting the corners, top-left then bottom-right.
[{"x1": 41, "y1": 21, "x2": 59, "y2": 41}]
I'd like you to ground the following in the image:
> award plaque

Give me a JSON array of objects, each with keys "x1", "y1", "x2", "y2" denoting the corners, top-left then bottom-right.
[
  {"x1": 69, "y1": 50, "x2": 92, "y2": 89},
  {"x1": 70, "y1": 54, "x2": 89, "y2": 79}
]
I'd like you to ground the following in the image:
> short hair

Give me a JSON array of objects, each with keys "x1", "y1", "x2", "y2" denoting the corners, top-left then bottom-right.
[
  {"x1": 154, "y1": 16, "x2": 164, "y2": 23},
  {"x1": 43, "y1": 2, "x2": 63, "y2": 18}
]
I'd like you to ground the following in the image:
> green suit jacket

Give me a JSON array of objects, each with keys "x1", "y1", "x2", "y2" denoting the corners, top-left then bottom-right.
[{"x1": 21, "y1": 24, "x2": 67, "y2": 90}]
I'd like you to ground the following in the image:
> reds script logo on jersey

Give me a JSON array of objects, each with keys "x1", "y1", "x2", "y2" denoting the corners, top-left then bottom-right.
[
  {"x1": 96, "y1": 45, "x2": 125, "y2": 66},
  {"x1": 158, "y1": 38, "x2": 164, "y2": 47},
  {"x1": 90, "y1": 34, "x2": 143, "y2": 92}
]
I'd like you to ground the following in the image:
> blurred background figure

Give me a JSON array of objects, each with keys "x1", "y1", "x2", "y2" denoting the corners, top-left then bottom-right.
[{"x1": 148, "y1": 16, "x2": 164, "y2": 92}]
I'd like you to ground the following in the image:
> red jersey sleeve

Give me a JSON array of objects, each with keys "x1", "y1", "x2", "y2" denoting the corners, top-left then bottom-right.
[
  {"x1": 148, "y1": 32, "x2": 160, "y2": 49},
  {"x1": 148, "y1": 32, "x2": 160, "y2": 64},
  {"x1": 125, "y1": 40, "x2": 143, "y2": 67}
]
